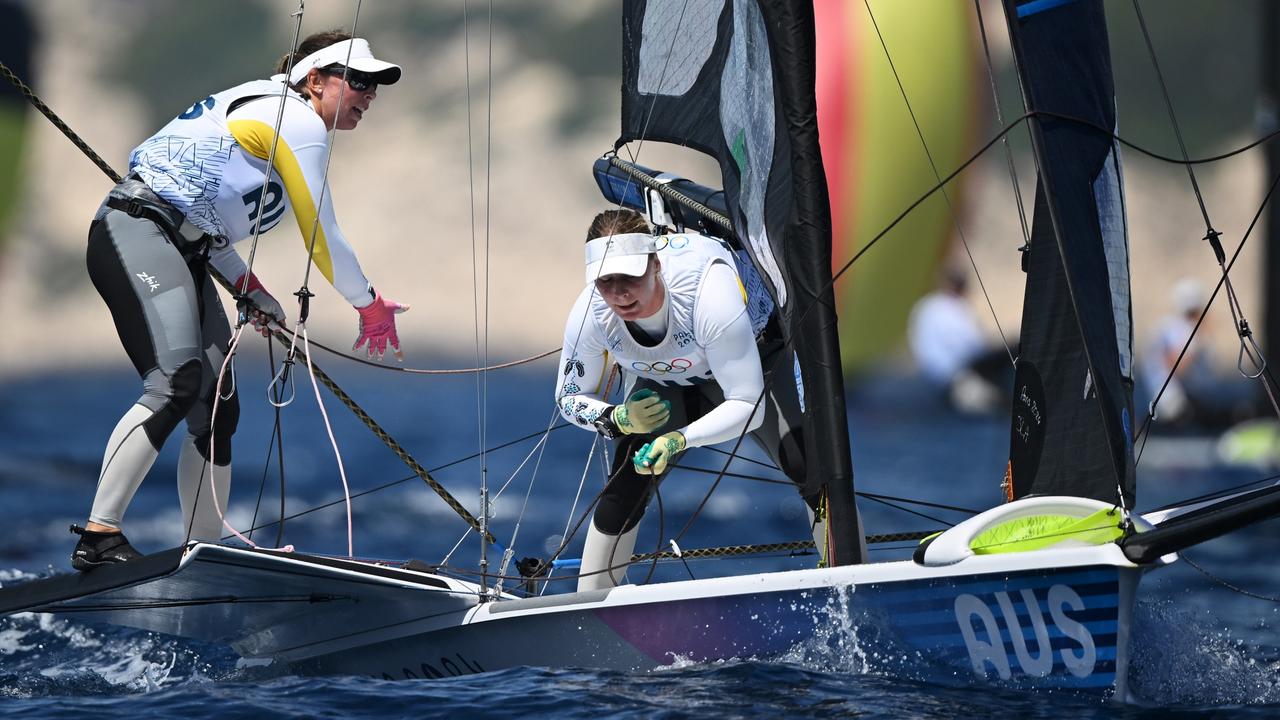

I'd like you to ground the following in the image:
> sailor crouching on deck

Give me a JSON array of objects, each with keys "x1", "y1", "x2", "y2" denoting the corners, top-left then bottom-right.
[
  {"x1": 72, "y1": 30, "x2": 409, "y2": 571},
  {"x1": 555, "y1": 209, "x2": 813, "y2": 592}
]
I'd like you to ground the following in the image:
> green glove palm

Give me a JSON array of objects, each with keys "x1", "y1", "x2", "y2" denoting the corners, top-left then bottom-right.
[
  {"x1": 633, "y1": 431, "x2": 687, "y2": 475},
  {"x1": 613, "y1": 389, "x2": 671, "y2": 435}
]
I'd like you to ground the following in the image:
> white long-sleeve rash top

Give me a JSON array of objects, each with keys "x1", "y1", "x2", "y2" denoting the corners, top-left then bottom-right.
[
  {"x1": 128, "y1": 79, "x2": 375, "y2": 307},
  {"x1": 554, "y1": 255, "x2": 765, "y2": 449}
]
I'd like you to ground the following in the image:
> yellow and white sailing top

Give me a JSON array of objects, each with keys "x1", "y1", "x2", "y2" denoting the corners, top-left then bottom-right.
[
  {"x1": 128, "y1": 78, "x2": 374, "y2": 306},
  {"x1": 555, "y1": 233, "x2": 765, "y2": 448}
]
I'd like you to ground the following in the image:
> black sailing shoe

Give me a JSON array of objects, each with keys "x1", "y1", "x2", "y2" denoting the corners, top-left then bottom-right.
[{"x1": 70, "y1": 524, "x2": 144, "y2": 571}]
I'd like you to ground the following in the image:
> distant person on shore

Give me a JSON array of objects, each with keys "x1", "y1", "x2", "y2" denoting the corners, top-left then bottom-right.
[
  {"x1": 907, "y1": 267, "x2": 1011, "y2": 413},
  {"x1": 72, "y1": 30, "x2": 408, "y2": 570},
  {"x1": 1141, "y1": 277, "x2": 1256, "y2": 430},
  {"x1": 553, "y1": 209, "x2": 851, "y2": 591}
]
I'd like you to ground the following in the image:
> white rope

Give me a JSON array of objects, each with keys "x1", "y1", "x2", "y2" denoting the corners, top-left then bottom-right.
[
  {"x1": 300, "y1": 326, "x2": 356, "y2": 557},
  {"x1": 205, "y1": 324, "x2": 295, "y2": 552}
]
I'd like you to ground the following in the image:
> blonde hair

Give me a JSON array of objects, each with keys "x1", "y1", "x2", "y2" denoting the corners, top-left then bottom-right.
[{"x1": 586, "y1": 208, "x2": 650, "y2": 241}]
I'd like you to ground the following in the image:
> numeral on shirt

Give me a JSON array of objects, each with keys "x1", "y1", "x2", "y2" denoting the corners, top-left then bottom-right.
[
  {"x1": 178, "y1": 96, "x2": 216, "y2": 120},
  {"x1": 242, "y1": 180, "x2": 286, "y2": 233}
]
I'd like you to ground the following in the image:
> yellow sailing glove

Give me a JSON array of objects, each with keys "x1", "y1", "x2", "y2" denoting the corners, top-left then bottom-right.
[
  {"x1": 612, "y1": 389, "x2": 671, "y2": 435},
  {"x1": 633, "y1": 431, "x2": 687, "y2": 475}
]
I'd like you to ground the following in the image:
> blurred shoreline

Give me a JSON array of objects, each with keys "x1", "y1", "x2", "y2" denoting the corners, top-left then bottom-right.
[{"x1": 0, "y1": 0, "x2": 1268, "y2": 384}]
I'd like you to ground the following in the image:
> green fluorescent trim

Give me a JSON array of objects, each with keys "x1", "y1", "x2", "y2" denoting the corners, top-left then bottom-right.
[{"x1": 969, "y1": 508, "x2": 1124, "y2": 554}]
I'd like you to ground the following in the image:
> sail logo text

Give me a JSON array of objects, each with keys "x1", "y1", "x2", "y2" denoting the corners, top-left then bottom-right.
[
  {"x1": 954, "y1": 584, "x2": 1096, "y2": 680},
  {"x1": 1018, "y1": 385, "x2": 1042, "y2": 426}
]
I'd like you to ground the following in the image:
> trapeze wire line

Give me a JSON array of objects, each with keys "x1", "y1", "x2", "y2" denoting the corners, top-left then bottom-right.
[
  {"x1": 271, "y1": 321, "x2": 304, "y2": 404},
  {"x1": 275, "y1": 0, "x2": 363, "y2": 558},
  {"x1": 238, "y1": 0, "x2": 307, "y2": 317},
  {"x1": 265, "y1": 327, "x2": 299, "y2": 408},
  {"x1": 218, "y1": 354, "x2": 237, "y2": 401},
  {"x1": 295, "y1": 0, "x2": 364, "y2": 291},
  {"x1": 205, "y1": 1, "x2": 305, "y2": 552}
]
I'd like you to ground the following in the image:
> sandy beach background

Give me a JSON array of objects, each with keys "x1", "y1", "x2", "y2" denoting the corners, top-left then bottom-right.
[{"x1": 0, "y1": 0, "x2": 1267, "y2": 383}]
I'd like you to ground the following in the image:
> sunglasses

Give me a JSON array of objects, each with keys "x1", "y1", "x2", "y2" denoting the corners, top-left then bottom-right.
[{"x1": 322, "y1": 66, "x2": 377, "y2": 92}]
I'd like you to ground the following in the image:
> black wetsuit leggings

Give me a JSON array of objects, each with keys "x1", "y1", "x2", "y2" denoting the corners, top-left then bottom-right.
[
  {"x1": 592, "y1": 336, "x2": 813, "y2": 536},
  {"x1": 86, "y1": 201, "x2": 238, "y2": 464}
]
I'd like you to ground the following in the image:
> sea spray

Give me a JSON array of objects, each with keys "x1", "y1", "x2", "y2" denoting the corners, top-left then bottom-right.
[{"x1": 1128, "y1": 597, "x2": 1280, "y2": 706}]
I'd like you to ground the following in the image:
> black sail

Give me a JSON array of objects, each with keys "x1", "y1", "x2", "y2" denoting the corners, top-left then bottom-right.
[
  {"x1": 617, "y1": 0, "x2": 862, "y2": 564},
  {"x1": 1002, "y1": 0, "x2": 1136, "y2": 506}
]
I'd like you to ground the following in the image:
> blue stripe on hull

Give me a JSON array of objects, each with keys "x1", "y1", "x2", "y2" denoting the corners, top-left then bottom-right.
[
  {"x1": 311, "y1": 564, "x2": 1128, "y2": 696},
  {"x1": 591, "y1": 564, "x2": 1124, "y2": 692},
  {"x1": 866, "y1": 567, "x2": 1122, "y2": 689}
]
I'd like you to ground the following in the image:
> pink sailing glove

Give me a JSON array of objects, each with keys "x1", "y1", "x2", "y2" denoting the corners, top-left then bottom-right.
[
  {"x1": 233, "y1": 272, "x2": 285, "y2": 336},
  {"x1": 353, "y1": 291, "x2": 409, "y2": 360}
]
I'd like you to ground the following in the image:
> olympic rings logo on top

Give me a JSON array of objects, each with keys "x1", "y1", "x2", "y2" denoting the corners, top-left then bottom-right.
[
  {"x1": 653, "y1": 235, "x2": 690, "y2": 251},
  {"x1": 632, "y1": 358, "x2": 693, "y2": 374}
]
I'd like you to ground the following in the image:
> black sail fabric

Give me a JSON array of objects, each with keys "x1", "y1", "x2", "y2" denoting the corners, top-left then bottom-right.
[
  {"x1": 1002, "y1": 0, "x2": 1136, "y2": 506},
  {"x1": 617, "y1": 0, "x2": 862, "y2": 564}
]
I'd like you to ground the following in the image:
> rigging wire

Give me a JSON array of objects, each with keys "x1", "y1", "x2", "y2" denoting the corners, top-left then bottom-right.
[
  {"x1": 19, "y1": 10, "x2": 1280, "y2": 578},
  {"x1": 1129, "y1": 0, "x2": 1280, "y2": 454},
  {"x1": 206, "y1": 0, "x2": 373, "y2": 557},
  {"x1": 474, "y1": 0, "x2": 499, "y2": 592},
  {"x1": 479, "y1": 0, "x2": 497, "y2": 589},
  {"x1": 493, "y1": 408, "x2": 557, "y2": 584},
  {"x1": 183, "y1": 0, "x2": 308, "y2": 550},
  {"x1": 972, "y1": 0, "x2": 1033, "y2": 255},
  {"x1": 281, "y1": 0, "x2": 368, "y2": 557},
  {"x1": 862, "y1": 0, "x2": 1016, "y2": 365},
  {"x1": 232, "y1": 423, "x2": 571, "y2": 540},
  {"x1": 1134, "y1": 166, "x2": 1280, "y2": 461},
  {"x1": 459, "y1": 0, "x2": 493, "y2": 589},
  {"x1": 553, "y1": 433, "x2": 602, "y2": 569},
  {"x1": 249, "y1": 329, "x2": 559, "y2": 374},
  {"x1": 1181, "y1": 552, "x2": 1280, "y2": 604},
  {"x1": 247, "y1": 340, "x2": 290, "y2": 545}
]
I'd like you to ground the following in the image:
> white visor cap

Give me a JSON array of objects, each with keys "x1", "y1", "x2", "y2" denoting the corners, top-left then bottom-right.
[
  {"x1": 585, "y1": 233, "x2": 656, "y2": 284},
  {"x1": 289, "y1": 38, "x2": 402, "y2": 86}
]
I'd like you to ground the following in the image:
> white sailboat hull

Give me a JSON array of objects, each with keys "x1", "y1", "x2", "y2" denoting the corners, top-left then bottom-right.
[
  {"x1": 8, "y1": 540, "x2": 1143, "y2": 694},
  {"x1": 297, "y1": 544, "x2": 1142, "y2": 695}
]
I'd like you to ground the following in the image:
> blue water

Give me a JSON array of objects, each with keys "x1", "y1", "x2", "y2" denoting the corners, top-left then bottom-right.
[{"x1": 2, "y1": 351, "x2": 1279, "y2": 717}]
